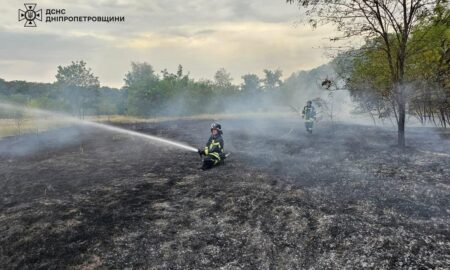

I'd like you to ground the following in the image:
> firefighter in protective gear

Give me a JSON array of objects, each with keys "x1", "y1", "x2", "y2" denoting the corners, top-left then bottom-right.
[
  {"x1": 198, "y1": 122, "x2": 226, "y2": 170},
  {"x1": 302, "y1": 100, "x2": 316, "y2": 133}
]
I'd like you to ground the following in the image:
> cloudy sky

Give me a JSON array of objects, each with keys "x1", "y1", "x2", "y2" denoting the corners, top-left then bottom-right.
[{"x1": 1, "y1": 0, "x2": 341, "y2": 88}]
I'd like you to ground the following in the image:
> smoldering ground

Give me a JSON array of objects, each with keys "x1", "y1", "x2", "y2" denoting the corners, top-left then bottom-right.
[{"x1": 0, "y1": 116, "x2": 449, "y2": 269}]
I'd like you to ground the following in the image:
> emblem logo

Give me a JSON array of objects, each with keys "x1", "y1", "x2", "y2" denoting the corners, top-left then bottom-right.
[{"x1": 18, "y1": 4, "x2": 42, "y2": 27}]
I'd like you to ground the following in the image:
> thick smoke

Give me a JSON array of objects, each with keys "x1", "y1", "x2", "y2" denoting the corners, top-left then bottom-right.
[
  {"x1": 0, "y1": 127, "x2": 83, "y2": 157},
  {"x1": 1, "y1": 61, "x2": 447, "y2": 159}
]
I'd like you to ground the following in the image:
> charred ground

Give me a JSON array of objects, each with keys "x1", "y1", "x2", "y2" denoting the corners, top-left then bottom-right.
[{"x1": 0, "y1": 118, "x2": 449, "y2": 269}]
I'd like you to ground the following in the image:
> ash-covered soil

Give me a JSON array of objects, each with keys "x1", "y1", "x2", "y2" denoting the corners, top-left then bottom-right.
[{"x1": 0, "y1": 118, "x2": 449, "y2": 269}]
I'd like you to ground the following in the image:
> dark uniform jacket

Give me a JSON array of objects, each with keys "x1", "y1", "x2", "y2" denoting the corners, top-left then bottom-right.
[
  {"x1": 302, "y1": 105, "x2": 316, "y2": 120},
  {"x1": 204, "y1": 134, "x2": 224, "y2": 161}
]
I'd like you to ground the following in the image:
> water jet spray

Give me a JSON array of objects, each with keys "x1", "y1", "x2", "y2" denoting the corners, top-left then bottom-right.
[{"x1": 0, "y1": 102, "x2": 198, "y2": 152}]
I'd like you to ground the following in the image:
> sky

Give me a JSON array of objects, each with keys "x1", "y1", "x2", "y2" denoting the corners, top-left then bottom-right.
[{"x1": 1, "y1": 0, "x2": 342, "y2": 88}]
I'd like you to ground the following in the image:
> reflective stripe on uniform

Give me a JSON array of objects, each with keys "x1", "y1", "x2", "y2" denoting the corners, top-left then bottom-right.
[
  {"x1": 205, "y1": 138, "x2": 223, "y2": 163},
  {"x1": 209, "y1": 140, "x2": 221, "y2": 150},
  {"x1": 209, "y1": 152, "x2": 221, "y2": 160}
]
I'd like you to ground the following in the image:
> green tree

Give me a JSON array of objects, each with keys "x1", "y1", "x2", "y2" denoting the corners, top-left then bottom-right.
[
  {"x1": 241, "y1": 74, "x2": 261, "y2": 94},
  {"x1": 157, "y1": 66, "x2": 191, "y2": 116},
  {"x1": 124, "y1": 62, "x2": 159, "y2": 116},
  {"x1": 56, "y1": 60, "x2": 100, "y2": 118},
  {"x1": 335, "y1": 3, "x2": 449, "y2": 127},
  {"x1": 214, "y1": 68, "x2": 233, "y2": 89},
  {"x1": 213, "y1": 68, "x2": 238, "y2": 108},
  {"x1": 287, "y1": 0, "x2": 440, "y2": 147},
  {"x1": 262, "y1": 69, "x2": 283, "y2": 91},
  {"x1": 408, "y1": 3, "x2": 450, "y2": 126}
]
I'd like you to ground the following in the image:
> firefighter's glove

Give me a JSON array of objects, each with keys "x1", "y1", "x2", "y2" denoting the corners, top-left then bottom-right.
[{"x1": 198, "y1": 149, "x2": 204, "y2": 156}]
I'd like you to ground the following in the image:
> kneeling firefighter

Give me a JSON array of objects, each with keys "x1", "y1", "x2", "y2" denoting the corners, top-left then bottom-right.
[{"x1": 198, "y1": 122, "x2": 226, "y2": 170}]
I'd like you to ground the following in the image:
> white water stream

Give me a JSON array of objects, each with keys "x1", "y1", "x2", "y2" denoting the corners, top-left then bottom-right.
[{"x1": 0, "y1": 102, "x2": 198, "y2": 152}]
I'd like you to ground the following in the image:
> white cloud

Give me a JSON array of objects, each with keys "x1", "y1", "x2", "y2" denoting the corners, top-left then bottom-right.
[{"x1": 0, "y1": 1, "x2": 340, "y2": 87}]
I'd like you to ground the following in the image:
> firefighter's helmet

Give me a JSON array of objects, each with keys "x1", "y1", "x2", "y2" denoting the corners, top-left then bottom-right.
[
  {"x1": 210, "y1": 122, "x2": 222, "y2": 134},
  {"x1": 211, "y1": 122, "x2": 221, "y2": 130}
]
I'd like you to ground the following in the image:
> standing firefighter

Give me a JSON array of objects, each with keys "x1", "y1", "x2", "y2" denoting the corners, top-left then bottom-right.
[
  {"x1": 302, "y1": 100, "x2": 316, "y2": 133},
  {"x1": 198, "y1": 122, "x2": 226, "y2": 170}
]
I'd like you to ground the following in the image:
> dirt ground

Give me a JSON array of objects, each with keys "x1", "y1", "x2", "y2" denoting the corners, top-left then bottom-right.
[{"x1": 0, "y1": 118, "x2": 449, "y2": 269}]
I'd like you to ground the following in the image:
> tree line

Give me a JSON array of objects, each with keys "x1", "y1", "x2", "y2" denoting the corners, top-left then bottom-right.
[{"x1": 0, "y1": 61, "x2": 327, "y2": 118}]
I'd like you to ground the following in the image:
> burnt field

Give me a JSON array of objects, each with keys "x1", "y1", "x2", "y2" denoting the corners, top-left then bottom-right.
[{"x1": 0, "y1": 118, "x2": 449, "y2": 269}]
